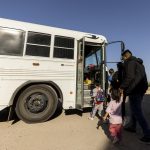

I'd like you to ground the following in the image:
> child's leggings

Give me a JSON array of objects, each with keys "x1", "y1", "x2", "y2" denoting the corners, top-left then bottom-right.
[{"x1": 91, "y1": 103, "x2": 103, "y2": 118}]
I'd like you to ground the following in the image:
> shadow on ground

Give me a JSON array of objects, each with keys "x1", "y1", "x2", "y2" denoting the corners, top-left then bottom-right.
[
  {"x1": 0, "y1": 107, "x2": 20, "y2": 124},
  {"x1": 0, "y1": 107, "x2": 9, "y2": 122},
  {"x1": 65, "y1": 107, "x2": 92, "y2": 116}
]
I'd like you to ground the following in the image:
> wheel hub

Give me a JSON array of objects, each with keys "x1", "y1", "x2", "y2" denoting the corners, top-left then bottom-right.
[{"x1": 27, "y1": 93, "x2": 48, "y2": 113}]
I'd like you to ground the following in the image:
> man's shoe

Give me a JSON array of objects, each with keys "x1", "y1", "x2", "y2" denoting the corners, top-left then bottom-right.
[
  {"x1": 124, "y1": 127, "x2": 136, "y2": 133},
  {"x1": 140, "y1": 136, "x2": 150, "y2": 144}
]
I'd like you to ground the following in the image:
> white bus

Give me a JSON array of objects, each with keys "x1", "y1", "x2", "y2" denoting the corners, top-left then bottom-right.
[{"x1": 0, "y1": 18, "x2": 124, "y2": 123}]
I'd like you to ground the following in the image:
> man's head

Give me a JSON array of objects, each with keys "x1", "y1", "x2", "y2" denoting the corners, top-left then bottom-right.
[{"x1": 122, "y1": 49, "x2": 132, "y2": 61}]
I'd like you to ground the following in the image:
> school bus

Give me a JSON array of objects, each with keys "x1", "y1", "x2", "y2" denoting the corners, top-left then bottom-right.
[{"x1": 0, "y1": 18, "x2": 124, "y2": 123}]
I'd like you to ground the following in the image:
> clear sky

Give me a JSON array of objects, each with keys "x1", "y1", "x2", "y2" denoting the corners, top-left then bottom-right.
[{"x1": 0, "y1": 0, "x2": 150, "y2": 81}]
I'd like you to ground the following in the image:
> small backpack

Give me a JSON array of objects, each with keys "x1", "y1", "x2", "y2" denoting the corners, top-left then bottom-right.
[{"x1": 96, "y1": 90, "x2": 105, "y2": 102}]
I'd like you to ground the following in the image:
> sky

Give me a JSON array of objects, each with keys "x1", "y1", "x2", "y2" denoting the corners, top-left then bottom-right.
[{"x1": 0, "y1": 0, "x2": 150, "y2": 81}]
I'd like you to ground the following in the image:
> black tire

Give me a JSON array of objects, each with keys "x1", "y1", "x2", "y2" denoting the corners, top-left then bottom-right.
[{"x1": 15, "y1": 84, "x2": 58, "y2": 123}]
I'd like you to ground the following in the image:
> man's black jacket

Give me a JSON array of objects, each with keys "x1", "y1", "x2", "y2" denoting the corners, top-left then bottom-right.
[{"x1": 120, "y1": 56, "x2": 148, "y2": 95}]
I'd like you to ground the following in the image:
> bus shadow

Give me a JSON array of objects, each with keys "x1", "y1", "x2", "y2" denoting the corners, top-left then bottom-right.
[
  {"x1": 0, "y1": 106, "x2": 92, "y2": 124},
  {"x1": 0, "y1": 107, "x2": 20, "y2": 125},
  {"x1": 50, "y1": 101, "x2": 63, "y2": 120},
  {"x1": 0, "y1": 107, "x2": 9, "y2": 122},
  {"x1": 0, "y1": 107, "x2": 19, "y2": 125},
  {"x1": 0, "y1": 102, "x2": 64, "y2": 125},
  {"x1": 65, "y1": 107, "x2": 92, "y2": 116}
]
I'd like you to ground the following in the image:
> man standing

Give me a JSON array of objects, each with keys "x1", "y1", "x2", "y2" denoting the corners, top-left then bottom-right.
[{"x1": 120, "y1": 49, "x2": 150, "y2": 143}]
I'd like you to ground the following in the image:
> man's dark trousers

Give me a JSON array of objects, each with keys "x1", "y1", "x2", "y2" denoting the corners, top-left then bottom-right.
[{"x1": 129, "y1": 93, "x2": 150, "y2": 137}]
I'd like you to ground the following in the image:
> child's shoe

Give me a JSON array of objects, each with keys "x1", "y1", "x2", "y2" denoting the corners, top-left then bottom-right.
[{"x1": 88, "y1": 117, "x2": 94, "y2": 120}]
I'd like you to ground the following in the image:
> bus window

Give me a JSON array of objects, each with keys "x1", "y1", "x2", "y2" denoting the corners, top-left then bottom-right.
[
  {"x1": 85, "y1": 47, "x2": 102, "y2": 68},
  {"x1": 53, "y1": 36, "x2": 74, "y2": 59},
  {"x1": 0, "y1": 27, "x2": 25, "y2": 56},
  {"x1": 85, "y1": 53, "x2": 97, "y2": 66},
  {"x1": 26, "y1": 31, "x2": 51, "y2": 57}
]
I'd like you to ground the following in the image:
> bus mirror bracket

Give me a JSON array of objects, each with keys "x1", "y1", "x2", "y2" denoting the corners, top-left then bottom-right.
[{"x1": 106, "y1": 41, "x2": 125, "y2": 54}]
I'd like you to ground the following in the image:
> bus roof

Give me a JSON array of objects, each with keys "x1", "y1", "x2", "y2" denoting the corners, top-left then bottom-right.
[{"x1": 0, "y1": 18, "x2": 107, "y2": 44}]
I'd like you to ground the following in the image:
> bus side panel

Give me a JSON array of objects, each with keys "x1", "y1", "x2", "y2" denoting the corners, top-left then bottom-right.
[{"x1": 0, "y1": 56, "x2": 77, "y2": 110}]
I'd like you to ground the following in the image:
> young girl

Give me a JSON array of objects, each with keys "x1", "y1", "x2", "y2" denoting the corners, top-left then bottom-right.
[
  {"x1": 103, "y1": 88, "x2": 123, "y2": 144},
  {"x1": 88, "y1": 84, "x2": 104, "y2": 120}
]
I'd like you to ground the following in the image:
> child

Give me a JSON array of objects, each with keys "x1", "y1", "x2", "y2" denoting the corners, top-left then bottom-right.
[
  {"x1": 103, "y1": 88, "x2": 123, "y2": 144},
  {"x1": 88, "y1": 84, "x2": 104, "y2": 120}
]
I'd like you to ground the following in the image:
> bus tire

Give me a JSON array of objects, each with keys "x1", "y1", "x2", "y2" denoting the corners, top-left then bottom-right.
[{"x1": 15, "y1": 84, "x2": 58, "y2": 123}]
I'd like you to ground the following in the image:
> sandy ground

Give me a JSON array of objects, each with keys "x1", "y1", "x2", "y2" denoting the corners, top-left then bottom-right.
[{"x1": 0, "y1": 90, "x2": 150, "y2": 150}]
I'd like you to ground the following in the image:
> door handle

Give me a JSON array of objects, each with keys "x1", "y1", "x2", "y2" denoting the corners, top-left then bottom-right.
[{"x1": 32, "y1": 63, "x2": 40, "y2": 66}]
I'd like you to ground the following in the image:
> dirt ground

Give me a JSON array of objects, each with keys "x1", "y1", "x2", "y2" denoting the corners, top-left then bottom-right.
[{"x1": 0, "y1": 90, "x2": 150, "y2": 150}]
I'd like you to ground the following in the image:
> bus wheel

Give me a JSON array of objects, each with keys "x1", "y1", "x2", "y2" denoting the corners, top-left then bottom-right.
[{"x1": 15, "y1": 84, "x2": 58, "y2": 123}]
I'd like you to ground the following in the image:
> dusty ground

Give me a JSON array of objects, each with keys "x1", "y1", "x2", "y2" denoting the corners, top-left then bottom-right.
[{"x1": 0, "y1": 89, "x2": 150, "y2": 150}]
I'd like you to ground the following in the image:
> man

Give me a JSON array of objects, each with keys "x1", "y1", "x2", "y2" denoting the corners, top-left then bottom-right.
[{"x1": 120, "y1": 49, "x2": 150, "y2": 143}]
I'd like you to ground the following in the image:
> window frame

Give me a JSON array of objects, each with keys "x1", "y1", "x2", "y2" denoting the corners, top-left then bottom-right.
[
  {"x1": 53, "y1": 35, "x2": 75, "y2": 59},
  {"x1": 25, "y1": 31, "x2": 51, "y2": 57}
]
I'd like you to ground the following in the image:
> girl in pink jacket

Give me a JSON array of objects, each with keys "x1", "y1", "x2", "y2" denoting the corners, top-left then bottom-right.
[{"x1": 103, "y1": 88, "x2": 123, "y2": 144}]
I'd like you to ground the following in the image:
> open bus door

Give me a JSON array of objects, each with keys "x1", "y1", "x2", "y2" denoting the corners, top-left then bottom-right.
[
  {"x1": 76, "y1": 38, "x2": 85, "y2": 110},
  {"x1": 105, "y1": 41, "x2": 125, "y2": 92},
  {"x1": 76, "y1": 36, "x2": 107, "y2": 110}
]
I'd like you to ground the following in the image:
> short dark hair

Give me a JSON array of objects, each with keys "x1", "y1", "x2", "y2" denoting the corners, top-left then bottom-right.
[
  {"x1": 109, "y1": 68, "x2": 114, "y2": 74},
  {"x1": 121, "y1": 49, "x2": 132, "y2": 56},
  {"x1": 95, "y1": 83, "x2": 100, "y2": 87}
]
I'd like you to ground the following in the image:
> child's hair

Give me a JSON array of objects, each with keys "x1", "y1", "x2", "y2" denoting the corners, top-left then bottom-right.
[
  {"x1": 110, "y1": 88, "x2": 121, "y2": 103},
  {"x1": 95, "y1": 83, "x2": 101, "y2": 87}
]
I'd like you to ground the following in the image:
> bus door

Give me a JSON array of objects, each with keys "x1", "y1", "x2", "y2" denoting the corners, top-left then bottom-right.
[
  {"x1": 76, "y1": 38, "x2": 85, "y2": 110},
  {"x1": 105, "y1": 41, "x2": 125, "y2": 91}
]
